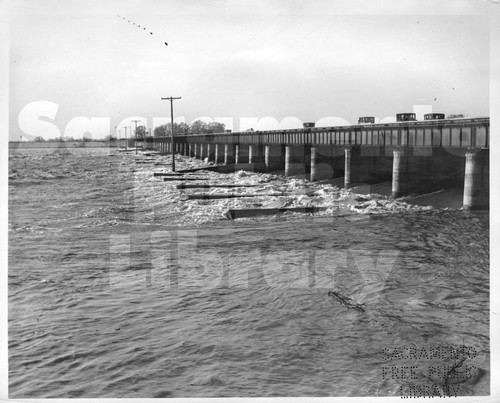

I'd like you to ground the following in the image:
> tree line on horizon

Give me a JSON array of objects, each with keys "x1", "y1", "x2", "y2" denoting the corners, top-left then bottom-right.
[{"x1": 153, "y1": 120, "x2": 226, "y2": 137}]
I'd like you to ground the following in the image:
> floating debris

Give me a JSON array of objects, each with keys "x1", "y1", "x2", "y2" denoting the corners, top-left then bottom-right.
[{"x1": 327, "y1": 290, "x2": 366, "y2": 312}]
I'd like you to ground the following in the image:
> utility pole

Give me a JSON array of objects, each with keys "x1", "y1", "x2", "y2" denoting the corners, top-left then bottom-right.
[
  {"x1": 131, "y1": 119, "x2": 141, "y2": 154},
  {"x1": 161, "y1": 96, "x2": 181, "y2": 171}
]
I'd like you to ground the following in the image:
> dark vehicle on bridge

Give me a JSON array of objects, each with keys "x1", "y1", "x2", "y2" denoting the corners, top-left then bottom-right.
[
  {"x1": 303, "y1": 122, "x2": 316, "y2": 129},
  {"x1": 396, "y1": 113, "x2": 417, "y2": 122},
  {"x1": 358, "y1": 116, "x2": 375, "y2": 124},
  {"x1": 424, "y1": 113, "x2": 445, "y2": 120}
]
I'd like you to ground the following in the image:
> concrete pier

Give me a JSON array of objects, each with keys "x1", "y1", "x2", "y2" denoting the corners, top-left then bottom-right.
[
  {"x1": 248, "y1": 145, "x2": 254, "y2": 164},
  {"x1": 265, "y1": 146, "x2": 270, "y2": 170},
  {"x1": 463, "y1": 150, "x2": 481, "y2": 210},
  {"x1": 285, "y1": 146, "x2": 291, "y2": 177},
  {"x1": 224, "y1": 144, "x2": 229, "y2": 165},
  {"x1": 310, "y1": 147, "x2": 317, "y2": 182},
  {"x1": 206, "y1": 144, "x2": 211, "y2": 162},
  {"x1": 235, "y1": 145, "x2": 240, "y2": 165},
  {"x1": 391, "y1": 148, "x2": 403, "y2": 199},
  {"x1": 215, "y1": 144, "x2": 220, "y2": 163},
  {"x1": 344, "y1": 148, "x2": 351, "y2": 188}
]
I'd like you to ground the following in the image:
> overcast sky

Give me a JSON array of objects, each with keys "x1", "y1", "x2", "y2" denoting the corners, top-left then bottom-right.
[{"x1": 6, "y1": 0, "x2": 495, "y2": 139}]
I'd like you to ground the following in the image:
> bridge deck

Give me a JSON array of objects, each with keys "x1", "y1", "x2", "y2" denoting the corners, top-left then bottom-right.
[{"x1": 154, "y1": 117, "x2": 489, "y2": 149}]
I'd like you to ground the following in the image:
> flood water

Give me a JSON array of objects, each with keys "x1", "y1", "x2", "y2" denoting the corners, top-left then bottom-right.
[{"x1": 8, "y1": 146, "x2": 489, "y2": 398}]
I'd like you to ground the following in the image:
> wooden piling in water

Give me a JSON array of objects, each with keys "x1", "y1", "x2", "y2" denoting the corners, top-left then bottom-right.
[
  {"x1": 225, "y1": 206, "x2": 327, "y2": 219},
  {"x1": 186, "y1": 193, "x2": 282, "y2": 200},
  {"x1": 154, "y1": 172, "x2": 184, "y2": 177},
  {"x1": 163, "y1": 177, "x2": 207, "y2": 181},
  {"x1": 176, "y1": 183, "x2": 261, "y2": 189}
]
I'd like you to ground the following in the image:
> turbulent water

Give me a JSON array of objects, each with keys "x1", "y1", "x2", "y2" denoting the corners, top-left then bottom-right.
[{"x1": 8, "y1": 146, "x2": 489, "y2": 398}]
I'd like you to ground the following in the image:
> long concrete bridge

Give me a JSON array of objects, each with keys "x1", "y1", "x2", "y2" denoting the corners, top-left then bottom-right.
[{"x1": 150, "y1": 117, "x2": 489, "y2": 210}]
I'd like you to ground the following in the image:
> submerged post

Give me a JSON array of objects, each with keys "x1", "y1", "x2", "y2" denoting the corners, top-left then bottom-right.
[
  {"x1": 463, "y1": 150, "x2": 481, "y2": 210},
  {"x1": 344, "y1": 148, "x2": 351, "y2": 188},
  {"x1": 391, "y1": 148, "x2": 403, "y2": 199}
]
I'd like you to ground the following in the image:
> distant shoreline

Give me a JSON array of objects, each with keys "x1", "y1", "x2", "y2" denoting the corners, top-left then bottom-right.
[{"x1": 8, "y1": 141, "x2": 119, "y2": 149}]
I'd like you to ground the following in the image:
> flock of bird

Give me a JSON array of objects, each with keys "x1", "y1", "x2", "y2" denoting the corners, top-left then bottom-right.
[{"x1": 117, "y1": 14, "x2": 168, "y2": 46}]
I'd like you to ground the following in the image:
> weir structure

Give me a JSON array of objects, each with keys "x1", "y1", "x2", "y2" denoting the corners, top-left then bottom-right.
[{"x1": 153, "y1": 117, "x2": 490, "y2": 210}]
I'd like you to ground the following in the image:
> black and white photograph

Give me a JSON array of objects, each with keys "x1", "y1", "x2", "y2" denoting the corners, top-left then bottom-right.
[{"x1": 2, "y1": 0, "x2": 499, "y2": 400}]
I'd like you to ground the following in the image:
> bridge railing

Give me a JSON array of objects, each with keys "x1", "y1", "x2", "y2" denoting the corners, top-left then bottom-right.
[{"x1": 153, "y1": 118, "x2": 489, "y2": 149}]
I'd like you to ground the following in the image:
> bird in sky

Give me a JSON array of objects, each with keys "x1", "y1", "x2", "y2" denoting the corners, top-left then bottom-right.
[{"x1": 117, "y1": 14, "x2": 168, "y2": 45}]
